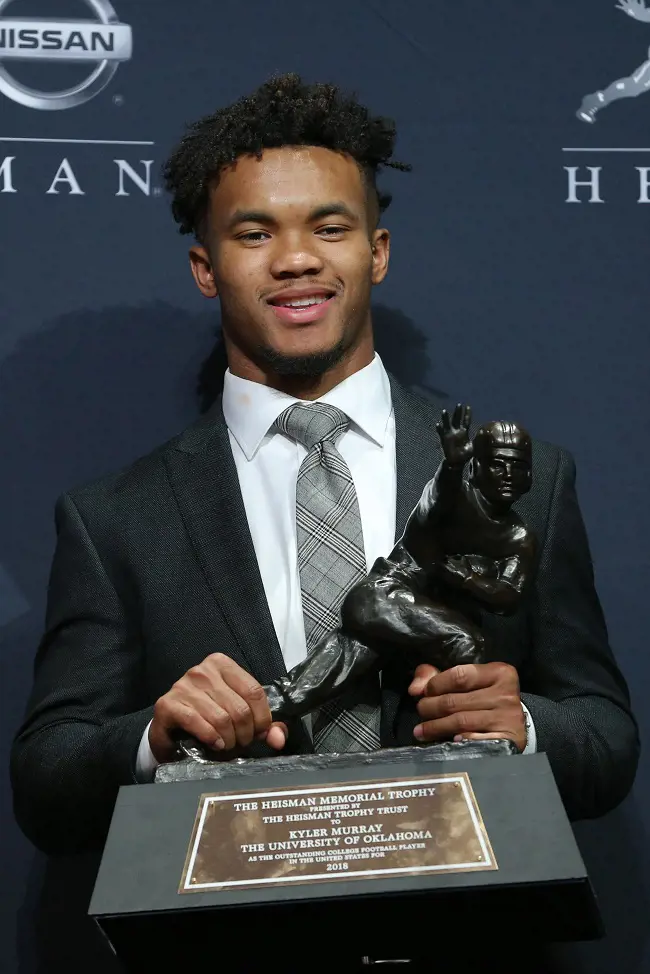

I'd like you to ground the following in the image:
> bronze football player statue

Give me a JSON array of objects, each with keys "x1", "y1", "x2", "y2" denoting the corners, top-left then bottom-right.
[{"x1": 264, "y1": 404, "x2": 536, "y2": 722}]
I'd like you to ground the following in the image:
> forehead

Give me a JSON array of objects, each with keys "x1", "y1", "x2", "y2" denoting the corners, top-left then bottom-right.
[
  {"x1": 485, "y1": 447, "x2": 530, "y2": 461},
  {"x1": 209, "y1": 146, "x2": 367, "y2": 218}
]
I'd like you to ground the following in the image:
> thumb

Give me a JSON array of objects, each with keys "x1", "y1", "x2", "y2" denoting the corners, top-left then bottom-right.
[
  {"x1": 265, "y1": 722, "x2": 288, "y2": 750},
  {"x1": 408, "y1": 664, "x2": 439, "y2": 697}
]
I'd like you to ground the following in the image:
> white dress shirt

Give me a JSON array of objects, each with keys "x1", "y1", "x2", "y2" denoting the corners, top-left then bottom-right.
[
  {"x1": 223, "y1": 353, "x2": 396, "y2": 670},
  {"x1": 136, "y1": 354, "x2": 535, "y2": 778}
]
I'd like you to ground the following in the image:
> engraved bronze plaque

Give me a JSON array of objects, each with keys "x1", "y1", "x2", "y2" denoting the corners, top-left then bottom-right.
[{"x1": 180, "y1": 772, "x2": 496, "y2": 893}]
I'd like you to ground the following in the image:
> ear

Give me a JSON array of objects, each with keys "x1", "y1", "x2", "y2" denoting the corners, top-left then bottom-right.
[
  {"x1": 189, "y1": 245, "x2": 218, "y2": 299},
  {"x1": 370, "y1": 228, "x2": 390, "y2": 285}
]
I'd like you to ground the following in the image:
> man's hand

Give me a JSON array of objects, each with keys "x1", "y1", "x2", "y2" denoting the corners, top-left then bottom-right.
[
  {"x1": 149, "y1": 653, "x2": 288, "y2": 763},
  {"x1": 408, "y1": 662, "x2": 526, "y2": 752},
  {"x1": 436, "y1": 403, "x2": 473, "y2": 467}
]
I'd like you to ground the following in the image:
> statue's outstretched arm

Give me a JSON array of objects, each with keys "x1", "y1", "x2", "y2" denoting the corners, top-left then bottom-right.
[{"x1": 399, "y1": 404, "x2": 472, "y2": 567}]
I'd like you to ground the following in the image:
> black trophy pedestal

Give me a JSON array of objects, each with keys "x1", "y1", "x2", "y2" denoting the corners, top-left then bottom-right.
[{"x1": 89, "y1": 742, "x2": 601, "y2": 973}]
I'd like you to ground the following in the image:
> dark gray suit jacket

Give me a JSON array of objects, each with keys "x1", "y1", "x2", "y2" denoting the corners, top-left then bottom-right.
[{"x1": 10, "y1": 379, "x2": 639, "y2": 853}]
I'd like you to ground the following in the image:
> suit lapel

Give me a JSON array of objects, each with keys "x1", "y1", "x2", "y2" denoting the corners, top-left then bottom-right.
[
  {"x1": 164, "y1": 399, "x2": 287, "y2": 685},
  {"x1": 390, "y1": 377, "x2": 447, "y2": 541}
]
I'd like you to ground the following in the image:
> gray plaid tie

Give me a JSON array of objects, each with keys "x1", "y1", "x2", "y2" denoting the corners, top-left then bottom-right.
[{"x1": 274, "y1": 402, "x2": 381, "y2": 752}]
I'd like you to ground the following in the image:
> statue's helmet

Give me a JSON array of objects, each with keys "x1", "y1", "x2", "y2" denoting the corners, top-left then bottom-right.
[{"x1": 473, "y1": 421, "x2": 532, "y2": 459}]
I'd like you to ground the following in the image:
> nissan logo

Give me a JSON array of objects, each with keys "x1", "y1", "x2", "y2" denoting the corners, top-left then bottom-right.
[{"x1": 0, "y1": 0, "x2": 132, "y2": 110}]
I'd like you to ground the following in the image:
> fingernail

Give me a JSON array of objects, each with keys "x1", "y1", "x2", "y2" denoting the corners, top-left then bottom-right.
[
  {"x1": 213, "y1": 736, "x2": 225, "y2": 750},
  {"x1": 454, "y1": 734, "x2": 463, "y2": 742},
  {"x1": 413, "y1": 725, "x2": 424, "y2": 740}
]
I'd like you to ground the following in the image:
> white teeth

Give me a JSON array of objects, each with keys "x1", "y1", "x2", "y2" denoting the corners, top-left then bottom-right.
[{"x1": 278, "y1": 295, "x2": 330, "y2": 308}]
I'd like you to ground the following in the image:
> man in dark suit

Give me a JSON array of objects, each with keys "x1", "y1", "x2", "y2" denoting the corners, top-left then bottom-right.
[{"x1": 11, "y1": 73, "x2": 638, "y2": 862}]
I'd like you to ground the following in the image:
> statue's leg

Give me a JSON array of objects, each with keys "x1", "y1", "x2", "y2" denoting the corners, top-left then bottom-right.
[
  {"x1": 578, "y1": 54, "x2": 650, "y2": 122},
  {"x1": 342, "y1": 561, "x2": 485, "y2": 669},
  {"x1": 264, "y1": 556, "x2": 485, "y2": 723},
  {"x1": 264, "y1": 631, "x2": 379, "y2": 722}
]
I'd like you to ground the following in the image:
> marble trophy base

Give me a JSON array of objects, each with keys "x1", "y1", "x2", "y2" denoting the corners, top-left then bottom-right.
[{"x1": 154, "y1": 738, "x2": 517, "y2": 783}]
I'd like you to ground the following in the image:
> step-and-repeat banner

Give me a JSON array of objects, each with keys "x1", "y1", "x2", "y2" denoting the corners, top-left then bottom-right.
[{"x1": 1, "y1": 1, "x2": 648, "y2": 971}]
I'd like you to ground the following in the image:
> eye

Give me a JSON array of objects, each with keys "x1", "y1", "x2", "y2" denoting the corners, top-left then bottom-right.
[
  {"x1": 317, "y1": 225, "x2": 349, "y2": 238},
  {"x1": 237, "y1": 230, "x2": 270, "y2": 242}
]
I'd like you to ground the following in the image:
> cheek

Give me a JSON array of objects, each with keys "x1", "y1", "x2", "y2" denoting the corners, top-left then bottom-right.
[
  {"x1": 214, "y1": 248, "x2": 266, "y2": 300},
  {"x1": 334, "y1": 239, "x2": 374, "y2": 282}
]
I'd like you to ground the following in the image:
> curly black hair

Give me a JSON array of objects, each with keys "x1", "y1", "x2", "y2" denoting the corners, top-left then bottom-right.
[{"x1": 163, "y1": 72, "x2": 411, "y2": 242}]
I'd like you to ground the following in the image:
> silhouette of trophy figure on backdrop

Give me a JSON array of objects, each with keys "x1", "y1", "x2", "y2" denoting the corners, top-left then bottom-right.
[
  {"x1": 262, "y1": 404, "x2": 537, "y2": 728},
  {"x1": 577, "y1": 0, "x2": 650, "y2": 123}
]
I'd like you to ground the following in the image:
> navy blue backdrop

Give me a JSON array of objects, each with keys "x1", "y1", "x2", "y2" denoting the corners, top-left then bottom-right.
[{"x1": 1, "y1": 1, "x2": 648, "y2": 971}]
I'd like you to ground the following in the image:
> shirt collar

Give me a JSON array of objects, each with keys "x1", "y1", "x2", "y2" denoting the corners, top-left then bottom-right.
[{"x1": 222, "y1": 353, "x2": 393, "y2": 461}]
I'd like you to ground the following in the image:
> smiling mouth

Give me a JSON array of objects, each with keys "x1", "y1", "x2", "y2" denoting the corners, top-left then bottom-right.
[
  {"x1": 266, "y1": 293, "x2": 336, "y2": 324},
  {"x1": 269, "y1": 294, "x2": 332, "y2": 309}
]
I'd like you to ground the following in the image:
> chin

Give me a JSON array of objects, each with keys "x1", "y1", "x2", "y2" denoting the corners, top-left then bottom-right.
[{"x1": 256, "y1": 335, "x2": 349, "y2": 377}]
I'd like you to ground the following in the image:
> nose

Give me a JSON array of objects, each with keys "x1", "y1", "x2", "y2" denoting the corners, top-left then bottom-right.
[{"x1": 269, "y1": 234, "x2": 325, "y2": 279}]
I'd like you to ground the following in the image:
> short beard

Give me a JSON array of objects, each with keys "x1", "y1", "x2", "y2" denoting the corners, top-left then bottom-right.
[{"x1": 254, "y1": 337, "x2": 348, "y2": 377}]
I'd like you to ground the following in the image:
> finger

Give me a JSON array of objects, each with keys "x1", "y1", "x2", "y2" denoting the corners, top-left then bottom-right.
[
  {"x1": 463, "y1": 404, "x2": 471, "y2": 430},
  {"x1": 265, "y1": 722, "x2": 288, "y2": 750},
  {"x1": 202, "y1": 701, "x2": 238, "y2": 751},
  {"x1": 439, "y1": 409, "x2": 450, "y2": 430},
  {"x1": 176, "y1": 683, "x2": 244, "y2": 751},
  {"x1": 425, "y1": 662, "x2": 517, "y2": 698},
  {"x1": 203, "y1": 682, "x2": 257, "y2": 748},
  {"x1": 452, "y1": 403, "x2": 463, "y2": 427},
  {"x1": 205, "y1": 655, "x2": 272, "y2": 734},
  {"x1": 159, "y1": 698, "x2": 227, "y2": 752},
  {"x1": 413, "y1": 710, "x2": 497, "y2": 742},
  {"x1": 416, "y1": 686, "x2": 504, "y2": 720},
  {"x1": 408, "y1": 664, "x2": 440, "y2": 696},
  {"x1": 208, "y1": 721, "x2": 289, "y2": 762}
]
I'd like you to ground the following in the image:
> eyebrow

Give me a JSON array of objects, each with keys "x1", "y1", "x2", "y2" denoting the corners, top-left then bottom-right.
[{"x1": 226, "y1": 201, "x2": 358, "y2": 231}]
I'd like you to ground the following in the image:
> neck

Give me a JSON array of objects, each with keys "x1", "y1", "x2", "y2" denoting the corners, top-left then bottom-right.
[{"x1": 225, "y1": 334, "x2": 375, "y2": 400}]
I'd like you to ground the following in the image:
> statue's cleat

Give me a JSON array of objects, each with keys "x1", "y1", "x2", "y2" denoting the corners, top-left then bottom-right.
[{"x1": 576, "y1": 92, "x2": 605, "y2": 123}]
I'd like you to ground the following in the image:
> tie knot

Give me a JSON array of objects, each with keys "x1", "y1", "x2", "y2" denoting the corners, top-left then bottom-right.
[{"x1": 275, "y1": 402, "x2": 350, "y2": 449}]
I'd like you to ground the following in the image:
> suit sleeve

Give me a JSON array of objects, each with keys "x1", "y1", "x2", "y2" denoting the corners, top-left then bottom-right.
[
  {"x1": 10, "y1": 493, "x2": 153, "y2": 854},
  {"x1": 520, "y1": 449, "x2": 639, "y2": 820}
]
